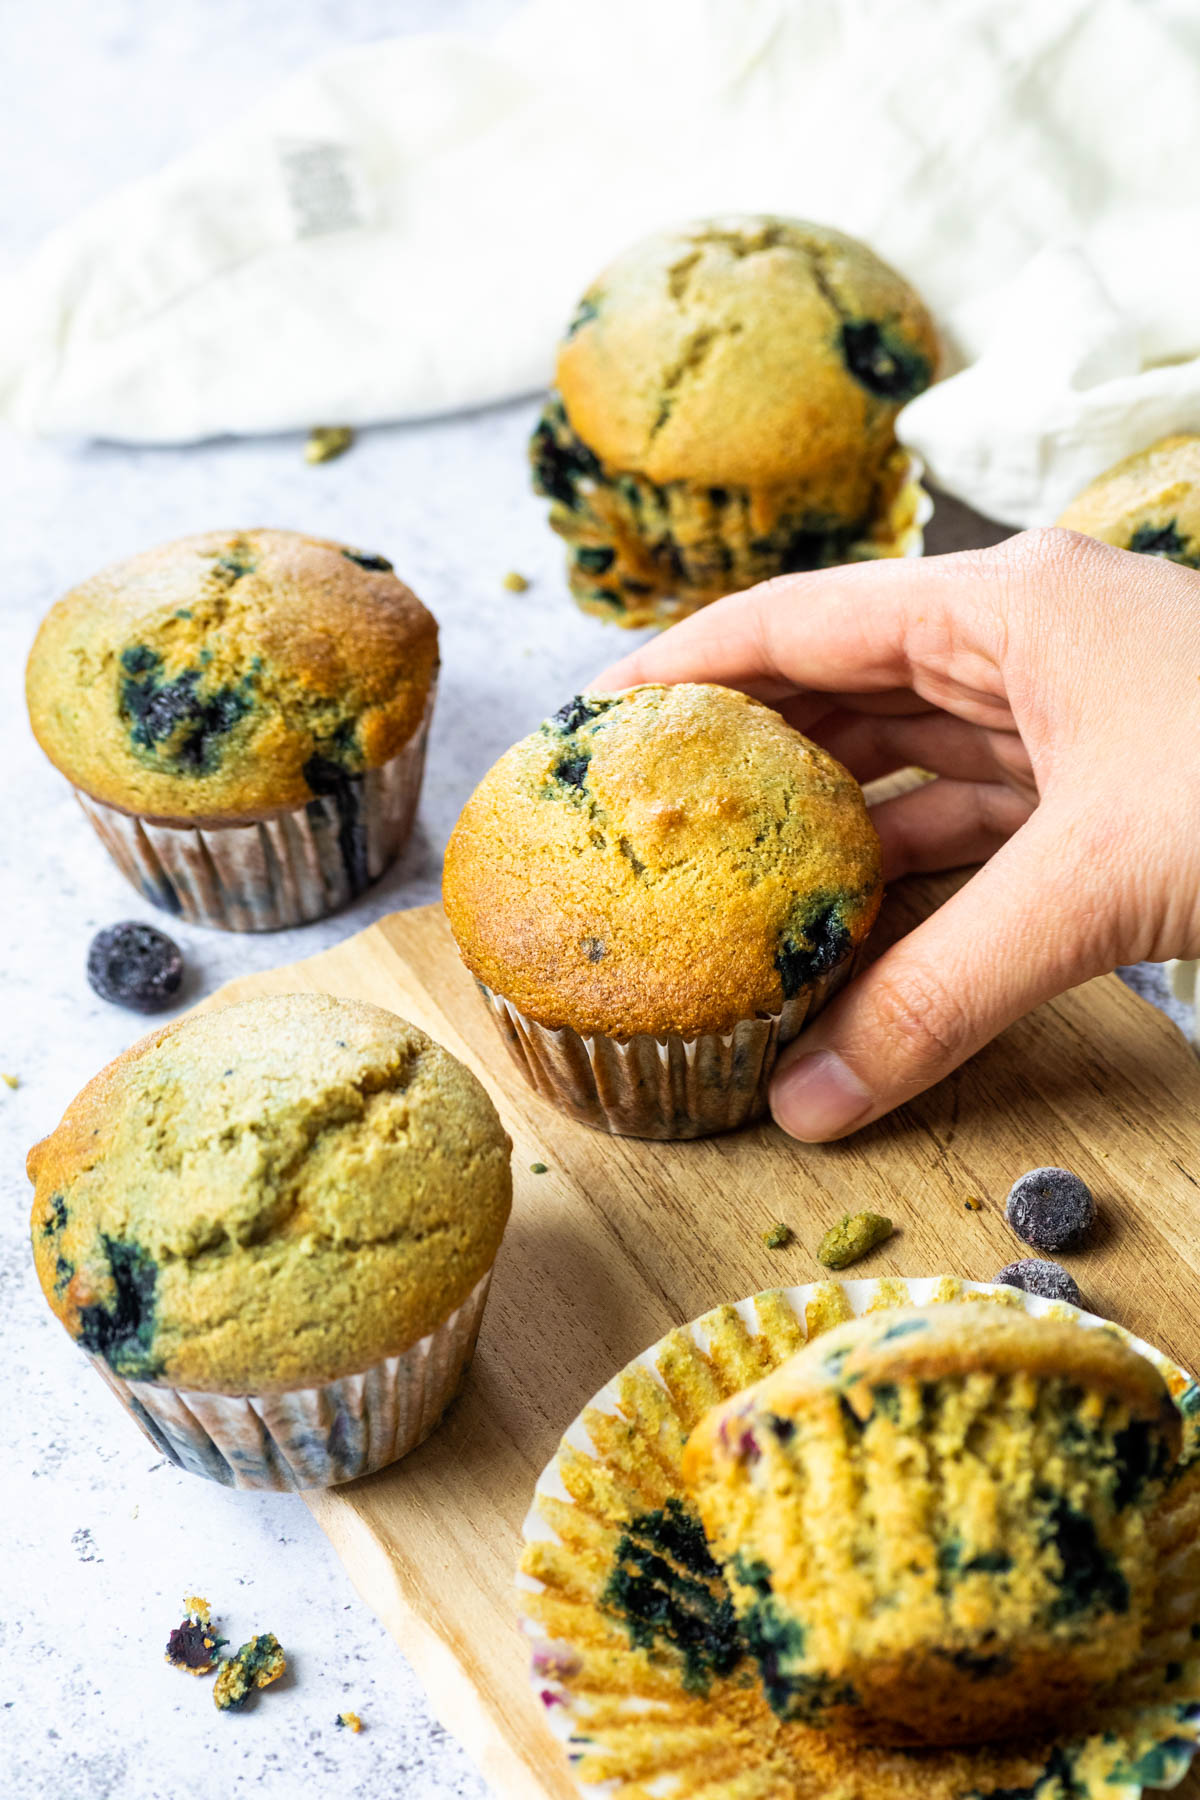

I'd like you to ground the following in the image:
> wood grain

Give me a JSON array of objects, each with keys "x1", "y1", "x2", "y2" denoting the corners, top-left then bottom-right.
[{"x1": 196, "y1": 881, "x2": 1200, "y2": 1799}]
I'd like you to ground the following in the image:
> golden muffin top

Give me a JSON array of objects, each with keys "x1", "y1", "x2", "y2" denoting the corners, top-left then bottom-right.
[
  {"x1": 1057, "y1": 434, "x2": 1200, "y2": 566},
  {"x1": 554, "y1": 215, "x2": 937, "y2": 496},
  {"x1": 25, "y1": 528, "x2": 438, "y2": 823},
  {"x1": 28, "y1": 993, "x2": 512, "y2": 1394},
  {"x1": 442, "y1": 683, "x2": 882, "y2": 1038}
]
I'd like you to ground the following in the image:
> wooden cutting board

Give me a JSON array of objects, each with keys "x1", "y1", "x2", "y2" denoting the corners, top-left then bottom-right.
[{"x1": 197, "y1": 880, "x2": 1200, "y2": 1800}]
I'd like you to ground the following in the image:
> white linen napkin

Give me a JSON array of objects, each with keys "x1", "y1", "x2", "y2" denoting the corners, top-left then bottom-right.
[{"x1": 3, "y1": 0, "x2": 1200, "y2": 525}]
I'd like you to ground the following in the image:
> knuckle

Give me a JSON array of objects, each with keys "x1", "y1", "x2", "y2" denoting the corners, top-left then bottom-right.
[{"x1": 864, "y1": 962, "x2": 971, "y2": 1076}]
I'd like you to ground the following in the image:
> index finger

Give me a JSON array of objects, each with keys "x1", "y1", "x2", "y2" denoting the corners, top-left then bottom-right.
[{"x1": 590, "y1": 546, "x2": 1001, "y2": 701}]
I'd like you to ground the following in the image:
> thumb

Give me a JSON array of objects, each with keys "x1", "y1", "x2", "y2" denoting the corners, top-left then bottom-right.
[{"x1": 769, "y1": 806, "x2": 1113, "y2": 1141}]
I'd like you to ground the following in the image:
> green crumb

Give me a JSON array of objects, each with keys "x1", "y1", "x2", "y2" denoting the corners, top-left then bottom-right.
[
  {"x1": 335, "y1": 1711, "x2": 362, "y2": 1732},
  {"x1": 1, "y1": 1072, "x2": 18, "y2": 1089},
  {"x1": 213, "y1": 1633, "x2": 286, "y2": 1711},
  {"x1": 304, "y1": 425, "x2": 355, "y2": 465},
  {"x1": 502, "y1": 570, "x2": 531, "y2": 592},
  {"x1": 964, "y1": 1196, "x2": 982, "y2": 1212},
  {"x1": 763, "y1": 1222, "x2": 793, "y2": 1250},
  {"x1": 817, "y1": 1211, "x2": 894, "y2": 1270},
  {"x1": 530, "y1": 1161, "x2": 549, "y2": 1175}
]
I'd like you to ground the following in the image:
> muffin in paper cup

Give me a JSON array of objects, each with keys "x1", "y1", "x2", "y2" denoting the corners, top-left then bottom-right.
[
  {"x1": 443, "y1": 683, "x2": 881, "y2": 1139},
  {"x1": 87, "y1": 1266, "x2": 491, "y2": 1491},
  {"x1": 73, "y1": 684, "x2": 435, "y2": 932},
  {"x1": 530, "y1": 215, "x2": 939, "y2": 628},
  {"x1": 518, "y1": 1276, "x2": 1200, "y2": 1800},
  {"x1": 474, "y1": 944, "x2": 861, "y2": 1139},
  {"x1": 28, "y1": 994, "x2": 512, "y2": 1492},
  {"x1": 25, "y1": 528, "x2": 439, "y2": 932}
]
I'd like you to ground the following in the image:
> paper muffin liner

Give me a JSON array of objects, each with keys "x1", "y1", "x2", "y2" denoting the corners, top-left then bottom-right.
[
  {"x1": 72, "y1": 686, "x2": 435, "y2": 932},
  {"x1": 88, "y1": 1266, "x2": 492, "y2": 1491},
  {"x1": 473, "y1": 948, "x2": 860, "y2": 1140},
  {"x1": 518, "y1": 1276, "x2": 1200, "y2": 1800}
]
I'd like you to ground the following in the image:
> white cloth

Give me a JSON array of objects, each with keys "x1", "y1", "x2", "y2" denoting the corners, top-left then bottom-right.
[{"x1": 3, "y1": 0, "x2": 1200, "y2": 525}]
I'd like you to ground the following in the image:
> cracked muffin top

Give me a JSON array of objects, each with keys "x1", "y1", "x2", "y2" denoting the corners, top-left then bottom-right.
[
  {"x1": 554, "y1": 215, "x2": 937, "y2": 504},
  {"x1": 27, "y1": 993, "x2": 512, "y2": 1393},
  {"x1": 1057, "y1": 434, "x2": 1200, "y2": 568},
  {"x1": 25, "y1": 528, "x2": 438, "y2": 823},
  {"x1": 442, "y1": 684, "x2": 882, "y2": 1038}
]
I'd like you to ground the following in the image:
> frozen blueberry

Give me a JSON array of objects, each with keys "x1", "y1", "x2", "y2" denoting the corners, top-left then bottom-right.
[
  {"x1": 87, "y1": 923, "x2": 184, "y2": 1013},
  {"x1": 1005, "y1": 1167, "x2": 1095, "y2": 1252},
  {"x1": 994, "y1": 1259, "x2": 1083, "y2": 1307}
]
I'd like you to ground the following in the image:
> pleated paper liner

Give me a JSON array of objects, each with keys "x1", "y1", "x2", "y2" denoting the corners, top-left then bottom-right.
[{"x1": 518, "y1": 1277, "x2": 1200, "y2": 1800}]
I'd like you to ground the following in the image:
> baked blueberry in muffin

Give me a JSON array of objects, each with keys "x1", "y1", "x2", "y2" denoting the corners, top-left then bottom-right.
[
  {"x1": 1058, "y1": 435, "x2": 1200, "y2": 568},
  {"x1": 531, "y1": 215, "x2": 938, "y2": 626}
]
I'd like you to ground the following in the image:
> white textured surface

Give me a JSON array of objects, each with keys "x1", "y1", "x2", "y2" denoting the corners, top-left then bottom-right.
[{"x1": 1, "y1": 5, "x2": 1193, "y2": 1799}]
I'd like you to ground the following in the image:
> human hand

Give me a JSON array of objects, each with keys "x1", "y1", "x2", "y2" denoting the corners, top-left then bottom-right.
[{"x1": 594, "y1": 530, "x2": 1200, "y2": 1141}]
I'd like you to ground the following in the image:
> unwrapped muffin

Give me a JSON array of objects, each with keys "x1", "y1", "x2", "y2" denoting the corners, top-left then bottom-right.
[
  {"x1": 1057, "y1": 434, "x2": 1200, "y2": 566},
  {"x1": 25, "y1": 529, "x2": 438, "y2": 929},
  {"x1": 682, "y1": 1303, "x2": 1180, "y2": 1746},
  {"x1": 28, "y1": 992, "x2": 512, "y2": 1488},
  {"x1": 530, "y1": 215, "x2": 937, "y2": 626},
  {"x1": 442, "y1": 683, "x2": 881, "y2": 1137}
]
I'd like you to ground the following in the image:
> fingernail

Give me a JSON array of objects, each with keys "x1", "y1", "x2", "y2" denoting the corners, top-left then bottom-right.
[{"x1": 770, "y1": 1049, "x2": 874, "y2": 1141}]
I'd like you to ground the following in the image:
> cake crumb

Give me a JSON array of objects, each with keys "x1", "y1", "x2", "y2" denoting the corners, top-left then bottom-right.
[
  {"x1": 762, "y1": 1222, "x2": 793, "y2": 1250},
  {"x1": 530, "y1": 1161, "x2": 549, "y2": 1174},
  {"x1": 1, "y1": 1072, "x2": 18, "y2": 1089},
  {"x1": 305, "y1": 425, "x2": 355, "y2": 464},
  {"x1": 165, "y1": 1596, "x2": 227, "y2": 1675},
  {"x1": 503, "y1": 570, "x2": 530, "y2": 592},
  {"x1": 963, "y1": 1196, "x2": 982, "y2": 1212},
  {"x1": 817, "y1": 1211, "x2": 893, "y2": 1270},
  {"x1": 336, "y1": 1711, "x2": 362, "y2": 1732},
  {"x1": 214, "y1": 1633, "x2": 286, "y2": 1711}
]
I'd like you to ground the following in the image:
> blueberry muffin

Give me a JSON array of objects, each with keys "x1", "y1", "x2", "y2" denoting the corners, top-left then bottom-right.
[
  {"x1": 442, "y1": 683, "x2": 881, "y2": 1136},
  {"x1": 25, "y1": 529, "x2": 439, "y2": 929},
  {"x1": 1057, "y1": 435, "x2": 1200, "y2": 567},
  {"x1": 530, "y1": 215, "x2": 937, "y2": 627},
  {"x1": 28, "y1": 992, "x2": 512, "y2": 1488},
  {"x1": 682, "y1": 1303, "x2": 1180, "y2": 1746}
]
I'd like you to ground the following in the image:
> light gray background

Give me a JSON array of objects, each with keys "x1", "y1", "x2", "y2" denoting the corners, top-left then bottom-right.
[{"x1": 0, "y1": 5, "x2": 1187, "y2": 1796}]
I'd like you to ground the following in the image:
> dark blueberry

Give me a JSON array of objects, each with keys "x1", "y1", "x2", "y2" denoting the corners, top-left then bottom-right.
[
  {"x1": 1127, "y1": 520, "x2": 1200, "y2": 566},
  {"x1": 76, "y1": 1236, "x2": 161, "y2": 1379},
  {"x1": 87, "y1": 923, "x2": 183, "y2": 1013},
  {"x1": 165, "y1": 1617, "x2": 228, "y2": 1672},
  {"x1": 43, "y1": 1194, "x2": 68, "y2": 1236},
  {"x1": 582, "y1": 936, "x2": 606, "y2": 962},
  {"x1": 840, "y1": 320, "x2": 931, "y2": 403},
  {"x1": 53, "y1": 1255, "x2": 74, "y2": 1296},
  {"x1": 553, "y1": 755, "x2": 590, "y2": 790},
  {"x1": 574, "y1": 545, "x2": 616, "y2": 575},
  {"x1": 1038, "y1": 1488, "x2": 1130, "y2": 1619},
  {"x1": 212, "y1": 546, "x2": 256, "y2": 581},
  {"x1": 601, "y1": 1498, "x2": 741, "y2": 1695},
  {"x1": 1005, "y1": 1167, "x2": 1095, "y2": 1252},
  {"x1": 551, "y1": 694, "x2": 608, "y2": 734},
  {"x1": 774, "y1": 897, "x2": 852, "y2": 1000},
  {"x1": 120, "y1": 644, "x2": 161, "y2": 677},
  {"x1": 303, "y1": 753, "x2": 369, "y2": 894},
  {"x1": 1111, "y1": 1418, "x2": 1171, "y2": 1509},
  {"x1": 565, "y1": 295, "x2": 600, "y2": 337},
  {"x1": 529, "y1": 401, "x2": 602, "y2": 510},
  {"x1": 119, "y1": 650, "x2": 253, "y2": 773},
  {"x1": 708, "y1": 486, "x2": 729, "y2": 506},
  {"x1": 767, "y1": 1414, "x2": 795, "y2": 1442},
  {"x1": 341, "y1": 548, "x2": 394, "y2": 572},
  {"x1": 994, "y1": 1259, "x2": 1082, "y2": 1306},
  {"x1": 949, "y1": 1649, "x2": 1013, "y2": 1679}
]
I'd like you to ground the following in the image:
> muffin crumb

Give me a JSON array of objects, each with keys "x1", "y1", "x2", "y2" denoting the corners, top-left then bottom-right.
[
  {"x1": 1, "y1": 1072, "x2": 18, "y2": 1089},
  {"x1": 502, "y1": 571, "x2": 530, "y2": 592},
  {"x1": 165, "y1": 1596, "x2": 227, "y2": 1675},
  {"x1": 335, "y1": 1711, "x2": 362, "y2": 1732},
  {"x1": 763, "y1": 1222, "x2": 793, "y2": 1250},
  {"x1": 963, "y1": 1196, "x2": 982, "y2": 1211},
  {"x1": 304, "y1": 425, "x2": 354, "y2": 464},
  {"x1": 213, "y1": 1633, "x2": 286, "y2": 1711},
  {"x1": 530, "y1": 1161, "x2": 549, "y2": 1175},
  {"x1": 817, "y1": 1211, "x2": 893, "y2": 1269}
]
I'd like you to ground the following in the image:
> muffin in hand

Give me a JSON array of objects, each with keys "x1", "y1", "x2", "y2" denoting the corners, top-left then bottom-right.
[
  {"x1": 28, "y1": 993, "x2": 512, "y2": 1489},
  {"x1": 25, "y1": 529, "x2": 438, "y2": 930},
  {"x1": 682, "y1": 1303, "x2": 1180, "y2": 1746},
  {"x1": 530, "y1": 215, "x2": 937, "y2": 627},
  {"x1": 442, "y1": 683, "x2": 881, "y2": 1138},
  {"x1": 1057, "y1": 434, "x2": 1200, "y2": 567}
]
